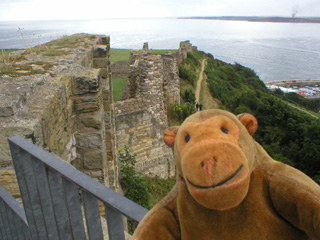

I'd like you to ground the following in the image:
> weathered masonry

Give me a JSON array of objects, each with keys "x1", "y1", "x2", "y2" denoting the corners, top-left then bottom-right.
[
  {"x1": 112, "y1": 41, "x2": 197, "y2": 178},
  {"x1": 0, "y1": 34, "x2": 196, "y2": 199},
  {"x1": 0, "y1": 34, "x2": 121, "y2": 197},
  {"x1": 114, "y1": 45, "x2": 180, "y2": 178}
]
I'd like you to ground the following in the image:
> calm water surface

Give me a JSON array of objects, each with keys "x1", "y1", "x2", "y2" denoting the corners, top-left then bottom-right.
[{"x1": 0, "y1": 18, "x2": 319, "y2": 82}]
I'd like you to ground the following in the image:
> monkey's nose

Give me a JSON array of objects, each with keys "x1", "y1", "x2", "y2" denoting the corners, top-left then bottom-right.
[{"x1": 201, "y1": 157, "x2": 218, "y2": 168}]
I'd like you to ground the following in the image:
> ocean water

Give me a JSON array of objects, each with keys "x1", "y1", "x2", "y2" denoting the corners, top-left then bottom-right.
[{"x1": 0, "y1": 18, "x2": 320, "y2": 82}]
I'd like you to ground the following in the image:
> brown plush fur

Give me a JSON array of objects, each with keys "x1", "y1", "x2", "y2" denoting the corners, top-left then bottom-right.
[{"x1": 133, "y1": 109, "x2": 320, "y2": 240}]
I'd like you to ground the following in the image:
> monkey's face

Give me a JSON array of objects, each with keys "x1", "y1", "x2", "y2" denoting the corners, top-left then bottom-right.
[{"x1": 164, "y1": 110, "x2": 258, "y2": 210}]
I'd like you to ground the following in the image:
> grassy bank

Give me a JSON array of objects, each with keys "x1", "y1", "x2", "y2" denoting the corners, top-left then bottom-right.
[
  {"x1": 168, "y1": 50, "x2": 207, "y2": 125},
  {"x1": 110, "y1": 49, "x2": 131, "y2": 64},
  {"x1": 150, "y1": 49, "x2": 176, "y2": 55},
  {"x1": 204, "y1": 56, "x2": 320, "y2": 183},
  {"x1": 112, "y1": 78, "x2": 127, "y2": 102}
]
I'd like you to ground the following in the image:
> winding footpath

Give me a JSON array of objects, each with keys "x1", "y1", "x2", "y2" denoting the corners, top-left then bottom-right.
[
  {"x1": 195, "y1": 59, "x2": 207, "y2": 104},
  {"x1": 193, "y1": 58, "x2": 318, "y2": 119}
]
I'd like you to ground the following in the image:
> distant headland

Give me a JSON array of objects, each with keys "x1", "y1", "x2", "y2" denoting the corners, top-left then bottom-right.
[{"x1": 179, "y1": 16, "x2": 320, "y2": 24}]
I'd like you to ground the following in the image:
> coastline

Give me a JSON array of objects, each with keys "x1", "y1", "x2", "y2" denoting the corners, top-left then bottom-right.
[{"x1": 179, "y1": 16, "x2": 320, "y2": 24}]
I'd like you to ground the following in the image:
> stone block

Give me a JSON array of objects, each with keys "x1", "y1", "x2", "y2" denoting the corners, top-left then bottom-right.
[
  {"x1": 104, "y1": 101, "x2": 111, "y2": 111},
  {"x1": 106, "y1": 150, "x2": 113, "y2": 161},
  {"x1": 84, "y1": 151, "x2": 103, "y2": 169},
  {"x1": 90, "y1": 170, "x2": 103, "y2": 178},
  {"x1": 71, "y1": 157, "x2": 82, "y2": 170},
  {"x1": 93, "y1": 58, "x2": 108, "y2": 68},
  {"x1": 105, "y1": 140, "x2": 112, "y2": 150},
  {"x1": 75, "y1": 132, "x2": 103, "y2": 149},
  {"x1": 73, "y1": 95, "x2": 101, "y2": 113},
  {"x1": 98, "y1": 36, "x2": 108, "y2": 45},
  {"x1": 93, "y1": 45, "x2": 107, "y2": 58},
  {"x1": 72, "y1": 69, "x2": 101, "y2": 95},
  {"x1": 100, "y1": 68, "x2": 108, "y2": 79},
  {"x1": 79, "y1": 112, "x2": 102, "y2": 129}
]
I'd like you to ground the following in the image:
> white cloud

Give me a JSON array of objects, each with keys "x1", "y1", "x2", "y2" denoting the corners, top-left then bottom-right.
[{"x1": 0, "y1": 0, "x2": 319, "y2": 21}]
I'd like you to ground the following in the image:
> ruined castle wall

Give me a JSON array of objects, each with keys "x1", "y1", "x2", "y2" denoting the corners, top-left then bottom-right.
[
  {"x1": 114, "y1": 99, "x2": 174, "y2": 178},
  {"x1": 179, "y1": 40, "x2": 194, "y2": 59},
  {"x1": 0, "y1": 34, "x2": 120, "y2": 198},
  {"x1": 162, "y1": 54, "x2": 180, "y2": 110},
  {"x1": 111, "y1": 61, "x2": 129, "y2": 78},
  {"x1": 114, "y1": 53, "x2": 176, "y2": 178}
]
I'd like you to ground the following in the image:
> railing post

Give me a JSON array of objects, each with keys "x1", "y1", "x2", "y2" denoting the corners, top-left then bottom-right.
[
  {"x1": 62, "y1": 178, "x2": 86, "y2": 239},
  {"x1": 105, "y1": 204, "x2": 125, "y2": 240},
  {"x1": 82, "y1": 190, "x2": 104, "y2": 240},
  {"x1": 47, "y1": 169, "x2": 73, "y2": 240},
  {"x1": 0, "y1": 198, "x2": 12, "y2": 239},
  {"x1": 8, "y1": 142, "x2": 40, "y2": 240}
]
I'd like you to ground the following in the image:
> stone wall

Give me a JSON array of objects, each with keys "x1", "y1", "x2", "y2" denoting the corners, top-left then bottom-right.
[
  {"x1": 162, "y1": 54, "x2": 180, "y2": 110},
  {"x1": 179, "y1": 40, "x2": 197, "y2": 59},
  {"x1": 110, "y1": 61, "x2": 129, "y2": 78},
  {"x1": 114, "y1": 45, "x2": 180, "y2": 178},
  {"x1": 0, "y1": 34, "x2": 120, "y2": 197},
  {"x1": 0, "y1": 37, "x2": 188, "y2": 200}
]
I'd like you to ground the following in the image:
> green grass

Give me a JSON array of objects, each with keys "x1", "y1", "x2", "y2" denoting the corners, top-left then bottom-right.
[
  {"x1": 150, "y1": 49, "x2": 176, "y2": 55},
  {"x1": 0, "y1": 64, "x2": 44, "y2": 77},
  {"x1": 43, "y1": 49, "x2": 70, "y2": 56},
  {"x1": 110, "y1": 48, "x2": 176, "y2": 64},
  {"x1": 144, "y1": 176, "x2": 176, "y2": 207},
  {"x1": 112, "y1": 78, "x2": 127, "y2": 102},
  {"x1": 110, "y1": 49, "x2": 131, "y2": 64},
  {"x1": 1, "y1": 49, "x2": 16, "y2": 56}
]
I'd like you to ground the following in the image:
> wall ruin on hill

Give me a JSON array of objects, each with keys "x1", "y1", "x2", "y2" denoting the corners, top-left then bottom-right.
[{"x1": 114, "y1": 46, "x2": 180, "y2": 178}]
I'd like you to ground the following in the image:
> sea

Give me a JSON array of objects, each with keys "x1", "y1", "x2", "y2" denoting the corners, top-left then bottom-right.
[{"x1": 0, "y1": 18, "x2": 320, "y2": 82}]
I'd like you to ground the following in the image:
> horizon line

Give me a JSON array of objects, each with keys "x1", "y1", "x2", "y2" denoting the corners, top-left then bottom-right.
[{"x1": 1, "y1": 15, "x2": 320, "y2": 22}]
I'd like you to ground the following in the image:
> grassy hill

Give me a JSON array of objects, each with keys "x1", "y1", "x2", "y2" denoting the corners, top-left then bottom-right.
[{"x1": 177, "y1": 50, "x2": 320, "y2": 184}]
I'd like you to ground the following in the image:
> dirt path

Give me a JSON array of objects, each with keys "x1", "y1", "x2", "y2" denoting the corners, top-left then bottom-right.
[
  {"x1": 285, "y1": 102, "x2": 319, "y2": 119},
  {"x1": 195, "y1": 59, "x2": 207, "y2": 103}
]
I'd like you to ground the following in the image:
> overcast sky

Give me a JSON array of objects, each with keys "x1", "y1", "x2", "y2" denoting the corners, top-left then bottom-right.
[{"x1": 0, "y1": 0, "x2": 319, "y2": 21}]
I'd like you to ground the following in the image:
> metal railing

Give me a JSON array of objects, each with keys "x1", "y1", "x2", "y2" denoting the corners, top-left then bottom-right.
[{"x1": 0, "y1": 136, "x2": 148, "y2": 240}]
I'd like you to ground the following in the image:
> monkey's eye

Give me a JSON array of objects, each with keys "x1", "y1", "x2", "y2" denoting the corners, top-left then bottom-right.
[
  {"x1": 221, "y1": 127, "x2": 229, "y2": 134},
  {"x1": 185, "y1": 134, "x2": 190, "y2": 142}
]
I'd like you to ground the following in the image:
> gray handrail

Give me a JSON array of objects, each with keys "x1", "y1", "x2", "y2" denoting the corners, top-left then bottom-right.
[
  {"x1": 0, "y1": 185, "x2": 30, "y2": 240},
  {"x1": 0, "y1": 135, "x2": 148, "y2": 240}
]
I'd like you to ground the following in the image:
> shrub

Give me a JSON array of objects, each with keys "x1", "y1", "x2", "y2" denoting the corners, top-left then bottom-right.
[
  {"x1": 144, "y1": 176, "x2": 176, "y2": 206},
  {"x1": 181, "y1": 89, "x2": 196, "y2": 104},
  {"x1": 119, "y1": 146, "x2": 151, "y2": 209},
  {"x1": 170, "y1": 102, "x2": 196, "y2": 124},
  {"x1": 179, "y1": 64, "x2": 197, "y2": 86}
]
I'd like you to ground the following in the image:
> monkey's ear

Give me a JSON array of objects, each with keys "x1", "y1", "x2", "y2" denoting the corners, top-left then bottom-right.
[
  {"x1": 237, "y1": 113, "x2": 258, "y2": 135},
  {"x1": 163, "y1": 126, "x2": 179, "y2": 148}
]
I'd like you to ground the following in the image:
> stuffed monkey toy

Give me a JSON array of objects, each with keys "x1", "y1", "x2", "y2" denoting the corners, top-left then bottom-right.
[{"x1": 132, "y1": 109, "x2": 320, "y2": 240}]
